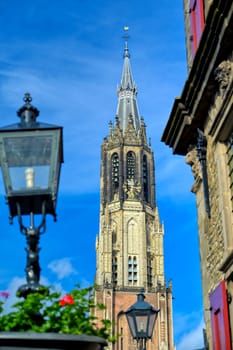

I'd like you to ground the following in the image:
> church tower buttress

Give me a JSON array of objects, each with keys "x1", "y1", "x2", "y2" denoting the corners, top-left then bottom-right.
[{"x1": 95, "y1": 41, "x2": 175, "y2": 350}]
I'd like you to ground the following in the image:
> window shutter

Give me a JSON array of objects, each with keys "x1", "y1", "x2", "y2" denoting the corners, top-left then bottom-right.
[
  {"x1": 189, "y1": 0, "x2": 205, "y2": 56},
  {"x1": 190, "y1": 0, "x2": 198, "y2": 55},
  {"x1": 210, "y1": 281, "x2": 231, "y2": 350},
  {"x1": 196, "y1": 0, "x2": 204, "y2": 42}
]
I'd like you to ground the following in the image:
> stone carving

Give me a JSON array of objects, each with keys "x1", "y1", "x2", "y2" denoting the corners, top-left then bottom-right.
[
  {"x1": 124, "y1": 114, "x2": 140, "y2": 145},
  {"x1": 207, "y1": 55, "x2": 233, "y2": 128},
  {"x1": 139, "y1": 117, "x2": 147, "y2": 144},
  {"x1": 185, "y1": 145, "x2": 202, "y2": 193},
  {"x1": 214, "y1": 59, "x2": 232, "y2": 96},
  {"x1": 123, "y1": 179, "x2": 141, "y2": 200},
  {"x1": 113, "y1": 192, "x2": 119, "y2": 201},
  {"x1": 109, "y1": 116, "x2": 123, "y2": 146}
]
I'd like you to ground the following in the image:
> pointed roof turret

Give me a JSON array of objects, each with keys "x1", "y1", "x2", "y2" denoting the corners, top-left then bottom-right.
[{"x1": 116, "y1": 35, "x2": 141, "y2": 133}]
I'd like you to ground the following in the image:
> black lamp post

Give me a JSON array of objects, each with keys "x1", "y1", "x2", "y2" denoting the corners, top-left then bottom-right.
[
  {"x1": 0, "y1": 93, "x2": 63, "y2": 297},
  {"x1": 125, "y1": 291, "x2": 159, "y2": 350}
]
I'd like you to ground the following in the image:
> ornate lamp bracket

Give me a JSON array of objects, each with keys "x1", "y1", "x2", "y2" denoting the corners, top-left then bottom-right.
[
  {"x1": 196, "y1": 129, "x2": 211, "y2": 217},
  {"x1": 16, "y1": 201, "x2": 47, "y2": 297}
]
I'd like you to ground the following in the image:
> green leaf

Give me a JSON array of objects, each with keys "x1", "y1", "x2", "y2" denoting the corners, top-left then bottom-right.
[{"x1": 0, "y1": 285, "x2": 117, "y2": 342}]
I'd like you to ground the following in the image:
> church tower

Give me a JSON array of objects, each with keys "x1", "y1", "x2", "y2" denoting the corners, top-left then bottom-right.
[{"x1": 95, "y1": 39, "x2": 175, "y2": 350}]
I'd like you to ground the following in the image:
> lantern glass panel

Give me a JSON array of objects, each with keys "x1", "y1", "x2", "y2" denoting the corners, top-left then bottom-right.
[
  {"x1": 126, "y1": 313, "x2": 136, "y2": 338},
  {"x1": 3, "y1": 134, "x2": 52, "y2": 191},
  {"x1": 0, "y1": 127, "x2": 62, "y2": 201},
  {"x1": 148, "y1": 312, "x2": 157, "y2": 338},
  {"x1": 135, "y1": 314, "x2": 148, "y2": 333}
]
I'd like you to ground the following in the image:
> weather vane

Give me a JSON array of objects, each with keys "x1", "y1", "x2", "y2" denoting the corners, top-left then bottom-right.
[{"x1": 122, "y1": 26, "x2": 130, "y2": 42}]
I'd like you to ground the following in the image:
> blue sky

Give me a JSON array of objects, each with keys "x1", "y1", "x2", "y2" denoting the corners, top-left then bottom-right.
[{"x1": 0, "y1": 1, "x2": 204, "y2": 349}]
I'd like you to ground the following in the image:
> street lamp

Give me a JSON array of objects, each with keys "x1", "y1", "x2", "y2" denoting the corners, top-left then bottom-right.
[
  {"x1": 0, "y1": 93, "x2": 63, "y2": 297},
  {"x1": 125, "y1": 291, "x2": 159, "y2": 350}
]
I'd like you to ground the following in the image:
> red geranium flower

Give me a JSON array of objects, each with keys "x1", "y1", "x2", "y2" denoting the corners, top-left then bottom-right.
[
  {"x1": 0, "y1": 291, "x2": 9, "y2": 299},
  {"x1": 59, "y1": 294, "x2": 75, "y2": 306}
]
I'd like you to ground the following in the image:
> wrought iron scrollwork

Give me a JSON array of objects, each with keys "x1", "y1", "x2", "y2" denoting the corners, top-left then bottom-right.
[
  {"x1": 16, "y1": 201, "x2": 47, "y2": 297},
  {"x1": 196, "y1": 129, "x2": 211, "y2": 217}
]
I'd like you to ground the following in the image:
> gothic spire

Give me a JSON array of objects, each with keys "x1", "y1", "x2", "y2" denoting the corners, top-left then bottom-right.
[{"x1": 116, "y1": 35, "x2": 141, "y2": 133}]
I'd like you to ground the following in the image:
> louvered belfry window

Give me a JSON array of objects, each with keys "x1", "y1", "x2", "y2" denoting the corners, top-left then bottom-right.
[
  {"x1": 127, "y1": 151, "x2": 136, "y2": 180},
  {"x1": 112, "y1": 256, "x2": 118, "y2": 285},
  {"x1": 112, "y1": 153, "x2": 119, "y2": 191},
  {"x1": 147, "y1": 258, "x2": 152, "y2": 288},
  {"x1": 143, "y1": 155, "x2": 148, "y2": 202}
]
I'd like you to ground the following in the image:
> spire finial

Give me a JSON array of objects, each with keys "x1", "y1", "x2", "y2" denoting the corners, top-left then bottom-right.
[
  {"x1": 23, "y1": 92, "x2": 32, "y2": 105},
  {"x1": 122, "y1": 26, "x2": 130, "y2": 58},
  {"x1": 17, "y1": 92, "x2": 39, "y2": 125}
]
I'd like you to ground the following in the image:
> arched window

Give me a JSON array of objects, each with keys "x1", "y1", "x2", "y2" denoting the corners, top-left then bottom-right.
[
  {"x1": 143, "y1": 155, "x2": 148, "y2": 202},
  {"x1": 127, "y1": 151, "x2": 136, "y2": 180},
  {"x1": 111, "y1": 153, "x2": 119, "y2": 192}
]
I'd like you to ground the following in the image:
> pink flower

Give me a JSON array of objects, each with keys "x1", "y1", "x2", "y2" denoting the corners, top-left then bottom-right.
[
  {"x1": 0, "y1": 291, "x2": 9, "y2": 298},
  {"x1": 59, "y1": 294, "x2": 75, "y2": 306}
]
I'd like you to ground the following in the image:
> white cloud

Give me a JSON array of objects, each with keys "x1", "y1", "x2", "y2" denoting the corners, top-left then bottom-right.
[
  {"x1": 176, "y1": 318, "x2": 205, "y2": 350},
  {"x1": 4, "y1": 277, "x2": 26, "y2": 309},
  {"x1": 0, "y1": 23, "x2": 188, "y2": 198},
  {"x1": 0, "y1": 275, "x2": 62, "y2": 314},
  {"x1": 0, "y1": 273, "x2": 92, "y2": 314},
  {"x1": 80, "y1": 279, "x2": 93, "y2": 289},
  {"x1": 48, "y1": 257, "x2": 78, "y2": 280},
  {"x1": 1, "y1": 276, "x2": 46, "y2": 313}
]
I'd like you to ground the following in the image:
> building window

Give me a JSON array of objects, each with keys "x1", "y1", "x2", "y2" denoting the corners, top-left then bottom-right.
[
  {"x1": 133, "y1": 256, "x2": 137, "y2": 285},
  {"x1": 147, "y1": 258, "x2": 152, "y2": 288},
  {"x1": 143, "y1": 155, "x2": 148, "y2": 202},
  {"x1": 127, "y1": 151, "x2": 136, "y2": 180},
  {"x1": 128, "y1": 256, "x2": 137, "y2": 285},
  {"x1": 112, "y1": 153, "x2": 119, "y2": 193},
  {"x1": 112, "y1": 256, "x2": 118, "y2": 285},
  {"x1": 227, "y1": 133, "x2": 233, "y2": 208},
  {"x1": 189, "y1": 0, "x2": 205, "y2": 56}
]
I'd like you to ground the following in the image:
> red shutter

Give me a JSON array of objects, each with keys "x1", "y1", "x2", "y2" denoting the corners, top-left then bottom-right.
[
  {"x1": 196, "y1": 0, "x2": 204, "y2": 42},
  {"x1": 190, "y1": 0, "x2": 198, "y2": 55},
  {"x1": 189, "y1": 0, "x2": 205, "y2": 56},
  {"x1": 210, "y1": 281, "x2": 231, "y2": 350}
]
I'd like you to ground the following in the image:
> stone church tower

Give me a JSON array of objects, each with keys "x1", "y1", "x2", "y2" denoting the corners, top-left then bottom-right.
[{"x1": 95, "y1": 41, "x2": 175, "y2": 350}]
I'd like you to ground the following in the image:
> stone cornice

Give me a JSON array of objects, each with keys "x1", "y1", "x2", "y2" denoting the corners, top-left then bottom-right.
[{"x1": 161, "y1": 0, "x2": 233, "y2": 155}]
